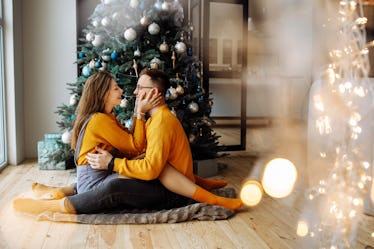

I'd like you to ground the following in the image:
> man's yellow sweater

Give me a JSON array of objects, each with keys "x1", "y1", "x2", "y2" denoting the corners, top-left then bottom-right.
[
  {"x1": 113, "y1": 105, "x2": 195, "y2": 182},
  {"x1": 77, "y1": 113, "x2": 146, "y2": 165}
]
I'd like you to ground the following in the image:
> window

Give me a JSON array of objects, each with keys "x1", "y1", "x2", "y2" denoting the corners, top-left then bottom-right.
[{"x1": 0, "y1": 0, "x2": 6, "y2": 169}]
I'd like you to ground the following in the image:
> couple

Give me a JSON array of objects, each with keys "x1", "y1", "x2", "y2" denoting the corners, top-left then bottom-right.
[{"x1": 13, "y1": 69, "x2": 242, "y2": 214}]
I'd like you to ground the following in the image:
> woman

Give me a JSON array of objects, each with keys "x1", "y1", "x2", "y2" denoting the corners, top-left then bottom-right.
[{"x1": 13, "y1": 71, "x2": 242, "y2": 214}]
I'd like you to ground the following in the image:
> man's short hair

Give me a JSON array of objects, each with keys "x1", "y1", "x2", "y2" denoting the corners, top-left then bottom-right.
[{"x1": 139, "y1": 68, "x2": 170, "y2": 95}]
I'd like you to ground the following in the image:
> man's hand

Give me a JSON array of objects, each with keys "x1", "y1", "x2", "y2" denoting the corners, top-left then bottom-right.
[{"x1": 86, "y1": 147, "x2": 113, "y2": 170}]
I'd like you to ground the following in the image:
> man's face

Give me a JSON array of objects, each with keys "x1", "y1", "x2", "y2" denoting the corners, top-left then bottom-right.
[{"x1": 133, "y1": 75, "x2": 154, "y2": 96}]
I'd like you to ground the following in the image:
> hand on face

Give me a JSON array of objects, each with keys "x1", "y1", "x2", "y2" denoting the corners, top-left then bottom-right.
[{"x1": 136, "y1": 88, "x2": 162, "y2": 114}]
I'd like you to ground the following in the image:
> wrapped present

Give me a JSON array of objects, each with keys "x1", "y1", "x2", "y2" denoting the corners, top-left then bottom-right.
[{"x1": 37, "y1": 133, "x2": 66, "y2": 170}]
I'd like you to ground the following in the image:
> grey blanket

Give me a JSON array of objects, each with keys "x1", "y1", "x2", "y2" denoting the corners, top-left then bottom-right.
[{"x1": 36, "y1": 188, "x2": 237, "y2": 224}]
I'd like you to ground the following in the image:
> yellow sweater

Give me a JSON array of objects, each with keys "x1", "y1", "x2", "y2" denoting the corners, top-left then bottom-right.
[
  {"x1": 77, "y1": 113, "x2": 146, "y2": 165},
  {"x1": 113, "y1": 105, "x2": 195, "y2": 182}
]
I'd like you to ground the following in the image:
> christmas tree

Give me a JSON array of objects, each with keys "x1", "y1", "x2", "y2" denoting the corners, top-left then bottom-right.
[{"x1": 49, "y1": 0, "x2": 220, "y2": 167}]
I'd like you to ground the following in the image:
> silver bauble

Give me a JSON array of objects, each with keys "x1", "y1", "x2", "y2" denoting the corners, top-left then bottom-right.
[
  {"x1": 92, "y1": 35, "x2": 104, "y2": 47},
  {"x1": 101, "y1": 16, "x2": 111, "y2": 27},
  {"x1": 140, "y1": 16, "x2": 150, "y2": 26},
  {"x1": 120, "y1": 98, "x2": 128, "y2": 108},
  {"x1": 61, "y1": 130, "x2": 72, "y2": 144},
  {"x1": 159, "y1": 41, "x2": 169, "y2": 53},
  {"x1": 85, "y1": 32, "x2": 95, "y2": 42},
  {"x1": 188, "y1": 101, "x2": 199, "y2": 113},
  {"x1": 148, "y1": 22, "x2": 160, "y2": 35},
  {"x1": 124, "y1": 28, "x2": 137, "y2": 41},
  {"x1": 175, "y1": 41, "x2": 187, "y2": 54}
]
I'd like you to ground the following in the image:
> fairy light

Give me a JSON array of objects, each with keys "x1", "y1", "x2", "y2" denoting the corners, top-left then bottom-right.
[{"x1": 300, "y1": 0, "x2": 373, "y2": 248}]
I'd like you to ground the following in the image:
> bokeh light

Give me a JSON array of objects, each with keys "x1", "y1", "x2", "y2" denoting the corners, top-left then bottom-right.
[
  {"x1": 240, "y1": 180, "x2": 263, "y2": 207},
  {"x1": 261, "y1": 158, "x2": 297, "y2": 198},
  {"x1": 296, "y1": 220, "x2": 309, "y2": 237}
]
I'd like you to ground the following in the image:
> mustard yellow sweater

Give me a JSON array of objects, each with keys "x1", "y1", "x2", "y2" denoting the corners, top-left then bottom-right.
[
  {"x1": 77, "y1": 113, "x2": 146, "y2": 165},
  {"x1": 113, "y1": 105, "x2": 195, "y2": 182}
]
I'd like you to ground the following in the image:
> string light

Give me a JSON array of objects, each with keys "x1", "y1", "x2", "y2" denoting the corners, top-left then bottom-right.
[{"x1": 301, "y1": 0, "x2": 373, "y2": 248}]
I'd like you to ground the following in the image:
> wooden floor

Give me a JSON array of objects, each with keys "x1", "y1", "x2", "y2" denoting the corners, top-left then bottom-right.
[{"x1": 0, "y1": 123, "x2": 373, "y2": 249}]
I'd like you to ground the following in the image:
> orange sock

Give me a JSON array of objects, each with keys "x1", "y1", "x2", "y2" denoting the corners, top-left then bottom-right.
[
  {"x1": 194, "y1": 175, "x2": 228, "y2": 190},
  {"x1": 31, "y1": 182, "x2": 75, "y2": 200},
  {"x1": 12, "y1": 197, "x2": 76, "y2": 214},
  {"x1": 192, "y1": 186, "x2": 242, "y2": 210}
]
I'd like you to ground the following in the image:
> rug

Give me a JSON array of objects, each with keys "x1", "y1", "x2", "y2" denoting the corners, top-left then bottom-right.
[{"x1": 36, "y1": 188, "x2": 237, "y2": 224}]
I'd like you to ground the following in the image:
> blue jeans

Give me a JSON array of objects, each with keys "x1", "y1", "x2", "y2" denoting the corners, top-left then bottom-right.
[{"x1": 67, "y1": 178, "x2": 192, "y2": 214}]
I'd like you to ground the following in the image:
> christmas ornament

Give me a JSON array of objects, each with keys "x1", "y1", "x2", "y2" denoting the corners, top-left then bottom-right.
[
  {"x1": 154, "y1": 0, "x2": 162, "y2": 9},
  {"x1": 176, "y1": 84, "x2": 184, "y2": 94},
  {"x1": 188, "y1": 101, "x2": 199, "y2": 113},
  {"x1": 69, "y1": 94, "x2": 78, "y2": 106},
  {"x1": 61, "y1": 130, "x2": 72, "y2": 144},
  {"x1": 133, "y1": 59, "x2": 138, "y2": 77},
  {"x1": 101, "y1": 54, "x2": 111, "y2": 61},
  {"x1": 130, "y1": 0, "x2": 138, "y2": 8},
  {"x1": 175, "y1": 41, "x2": 186, "y2": 54},
  {"x1": 140, "y1": 16, "x2": 150, "y2": 26},
  {"x1": 134, "y1": 47, "x2": 141, "y2": 57},
  {"x1": 120, "y1": 98, "x2": 128, "y2": 108},
  {"x1": 92, "y1": 34, "x2": 104, "y2": 47},
  {"x1": 94, "y1": 60, "x2": 102, "y2": 68},
  {"x1": 189, "y1": 133, "x2": 196, "y2": 143},
  {"x1": 110, "y1": 51, "x2": 118, "y2": 60},
  {"x1": 101, "y1": 16, "x2": 111, "y2": 27},
  {"x1": 85, "y1": 32, "x2": 94, "y2": 42},
  {"x1": 159, "y1": 40, "x2": 169, "y2": 53},
  {"x1": 148, "y1": 22, "x2": 160, "y2": 35},
  {"x1": 171, "y1": 51, "x2": 176, "y2": 69},
  {"x1": 92, "y1": 19, "x2": 100, "y2": 27},
  {"x1": 89, "y1": 60, "x2": 96, "y2": 69},
  {"x1": 124, "y1": 28, "x2": 137, "y2": 41},
  {"x1": 162, "y1": 1, "x2": 171, "y2": 11},
  {"x1": 187, "y1": 47, "x2": 193, "y2": 56},
  {"x1": 168, "y1": 87, "x2": 178, "y2": 99},
  {"x1": 112, "y1": 12, "x2": 120, "y2": 21},
  {"x1": 103, "y1": 0, "x2": 118, "y2": 4},
  {"x1": 78, "y1": 52, "x2": 85, "y2": 59},
  {"x1": 82, "y1": 65, "x2": 92, "y2": 77},
  {"x1": 99, "y1": 62, "x2": 107, "y2": 71},
  {"x1": 150, "y1": 57, "x2": 161, "y2": 69}
]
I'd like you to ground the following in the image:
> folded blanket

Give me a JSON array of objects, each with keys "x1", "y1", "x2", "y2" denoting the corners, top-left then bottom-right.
[{"x1": 36, "y1": 188, "x2": 237, "y2": 224}]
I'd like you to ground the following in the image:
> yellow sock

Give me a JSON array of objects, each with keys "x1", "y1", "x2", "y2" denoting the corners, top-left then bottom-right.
[
  {"x1": 192, "y1": 186, "x2": 243, "y2": 210},
  {"x1": 194, "y1": 175, "x2": 228, "y2": 190},
  {"x1": 12, "y1": 197, "x2": 75, "y2": 214},
  {"x1": 31, "y1": 182, "x2": 74, "y2": 200}
]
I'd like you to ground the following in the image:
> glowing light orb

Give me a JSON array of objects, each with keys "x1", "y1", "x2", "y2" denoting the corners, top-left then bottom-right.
[
  {"x1": 261, "y1": 158, "x2": 297, "y2": 198},
  {"x1": 240, "y1": 180, "x2": 263, "y2": 207},
  {"x1": 296, "y1": 220, "x2": 309, "y2": 237}
]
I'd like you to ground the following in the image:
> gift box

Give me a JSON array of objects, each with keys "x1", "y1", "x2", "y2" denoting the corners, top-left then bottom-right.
[{"x1": 37, "y1": 133, "x2": 66, "y2": 170}]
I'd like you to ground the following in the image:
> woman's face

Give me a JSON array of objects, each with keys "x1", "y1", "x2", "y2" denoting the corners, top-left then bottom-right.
[{"x1": 104, "y1": 79, "x2": 123, "y2": 112}]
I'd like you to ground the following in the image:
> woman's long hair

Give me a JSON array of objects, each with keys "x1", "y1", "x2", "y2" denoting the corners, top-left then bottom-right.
[{"x1": 71, "y1": 71, "x2": 114, "y2": 149}]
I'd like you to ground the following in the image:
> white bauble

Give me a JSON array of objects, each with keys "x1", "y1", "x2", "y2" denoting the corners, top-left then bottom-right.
[
  {"x1": 120, "y1": 98, "x2": 128, "y2": 108},
  {"x1": 101, "y1": 54, "x2": 111, "y2": 61},
  {"x1": 150, "y1": 57, "x2": 161, "y2": 69},
  {"x1": 69, "y1": 94, "x2": 78, "y2": 106},
  {"x1": 175, "y1": 41, "x2": 186, "y2": 54},
  {"x1": 103, "y1": 0, "x2": 117, "y2": 4},
  {"x1": 148, "y1": 22, "x2": 160, "y2": 35},
  {"x1": 162, "y1": 1, "x2": 171, "y2": 11},
  {"x1": 92, "y1": 35, "x2": 104, "y2": 47},
  {"x1": 112, "y1": 12, "x2": 120, "y2": 21},
  {"x1": 86, "y1": 32, "x2": 95, "y2": 42},
  {"x1": 92, "y1": 19, "x2": 100, "y2": 27},
  {"x1": 101, "y1": 16, "x2": 111, "y2": 27},
  {"x1": 188, "y1": 101, "x2": 199, "y2": 113},
  {"x1": 124, "y1": 28, "x2": 137, "y2": 41},
  {"x1": 168, "y1": 87, "x2": 178, "y2": 100},
  {"x1": 130, "y1": 0, "x2": 138, "y2": 8},
  {"x1": 61, "y1": 130, "x2": 72, "y2": 144},
  {"x1": 134, "y1": 48, "x2": 141, "y2": 57},
  {"x1": 140, "y1": 16, "x2": 150, "y2": 26},
  {"x1": 99, "y1": 62, "x2": 107, "y2": 71},
  {"x1": 89, "y1": 60, "x2": 96, "y2": 69}
]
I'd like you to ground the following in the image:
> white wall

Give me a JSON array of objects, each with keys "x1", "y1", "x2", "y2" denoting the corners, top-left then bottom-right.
[{"x1": 22, "y1": 0, "x2": 76, "y2": 159}]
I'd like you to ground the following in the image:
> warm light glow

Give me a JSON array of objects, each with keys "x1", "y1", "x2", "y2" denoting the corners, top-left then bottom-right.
[
  {"x1": 296, "y1": 220, "x2": 309, "y2": 237},
  {"x1": 240, "y1": 180, "x2": 263, "y2": 207},
  {"x1": 371, "y1": 180, "x2": 374, "y2": 203},
  {"x1": 261, "y1": 158, "x2": 297, "y2": 198}
]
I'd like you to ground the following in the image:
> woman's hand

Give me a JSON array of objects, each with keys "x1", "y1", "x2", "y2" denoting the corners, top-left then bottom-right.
[
  {"x1": 86, "y1": 147, "x2": 113, "y2": 170},
  {"x1": 137, "y1": 89, "x2": 162, "y2": 114}
]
